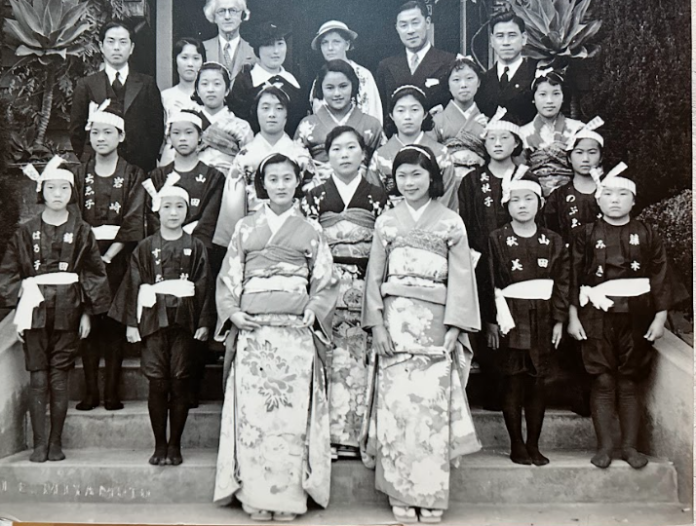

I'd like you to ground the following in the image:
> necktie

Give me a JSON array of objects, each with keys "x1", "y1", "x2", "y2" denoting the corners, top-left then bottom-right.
[
  {"x1": 112, "y1": 71, "x2": 123, "y2": 94},
  {"x1": 224, "y1": 42, "x2": 233, "y2": 70},
  {"x1": 410, "y1": 53, "x2": 420, "y2": 74},
  {"x1": 500, "y1": 66, "x2": 510, "y2": 89}
]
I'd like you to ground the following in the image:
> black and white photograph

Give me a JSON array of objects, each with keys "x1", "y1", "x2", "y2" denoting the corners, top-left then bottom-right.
[{"x1": 0, "y1": 0, "x2": 691, "y2": 524}]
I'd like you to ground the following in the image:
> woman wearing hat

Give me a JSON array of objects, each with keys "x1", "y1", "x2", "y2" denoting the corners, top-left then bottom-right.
[
  {"x1": 230, "y1": 21, "x2": 304, "y2": 134},
  {"x1": 310, "y1": 20, "x2": 383, "y2": 124}
]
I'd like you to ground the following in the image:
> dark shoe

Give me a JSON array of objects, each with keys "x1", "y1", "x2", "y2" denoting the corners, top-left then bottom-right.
[
  {"x1": 510, "y1": 441, "x2": 532, "y2": 465},
  {"x1": 526, "y1": 445, "x2": 550, "y2": 466},
  {"x1": 591, "y1": 449, "x2": 613, "y2": 469},
  {"x1": 104, "y1": 400, "x2": 124, "y2": 411},
  {"x1": 75, "y1": 398, "x2": 99, "y2": 411},
  {"x1": 148, "y1": 447, "x2": 167, "y2": 466},
  {"x1": 166, "y1": 444, "x2": 183, "y2": 466},
  {"x1": 622, "y1": 448, "x2": 648, "y2": 469}
]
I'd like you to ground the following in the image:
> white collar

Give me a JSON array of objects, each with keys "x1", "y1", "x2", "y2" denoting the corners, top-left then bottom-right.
[
  {"x1": 452, "y1": 101, "x2": 477, "y2": 121},
  {"x1": 497, "y1": 56, "x2": 523, "y2": 80},
  {"x1": 255, "y1": 132, "x2": 293, "y2": 151},
  {"x1": 331, "y1": 174, "x2": 361, "y2": 209},
  {"x1": 250, "y1": 64, "x2": 300, "y2": 89},
  {"x1": 219, "y1": 33, "x2": 240, "y2": 47},
  {"x1": 406, "y1": 42, "x2": 431, "y2": 65},
  {"x1": 265, "y1": 203, "x2": 295, "y2": 235},
  {"x1": 104, "y1": 63, "x2": 129, "y2": 84},
  {"x1": 324, "y1": 103, "x2": 356, "y2": 126},
  {"x1": 405, "y1": 199, "x2": 431, "y2": 222},
  {"x1": 395, "y1": 131, "x2": 425, "y2": 147}
]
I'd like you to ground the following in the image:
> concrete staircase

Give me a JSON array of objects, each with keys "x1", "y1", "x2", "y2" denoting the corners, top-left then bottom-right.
[{"x1": 0, "y1": 357, "x2": 687, "y2": 525}]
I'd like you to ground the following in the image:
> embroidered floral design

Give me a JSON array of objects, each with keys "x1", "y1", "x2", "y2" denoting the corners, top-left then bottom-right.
[
  {"x1": 113, "y1": 177, "x2": 124, "y2": 189},
  {"x1": 59, "y1": 262, "x2": 68, "y2": 271},
  {"x1": 109, "y1": 202, "x2": 121, "y2": 214},
  {"x1": 364, "y1": 128, "x2": 374, "y2": 141},
  {"x1": 595, "y1": 239, "x2": 606, "y2": 249},
  {"x1": 538, "y1": 258, "x2": 549, "y2": 268},
  {"x1": 630, "y1": 234, "x2": 640, "y2": 246},
  {"x1": 596, "y1": 265, "x2": 604, "y2": 277},
  {"x1": 296, "y1": 120, "x2": 316, "y2": 143},
  {"x1": 538, "y1": 234, "x2": 550, "y2": 245},
  {"x1": 242, "y1": 339, "x2": 297, "y2": 412},
  {"x1": 506, "y1": 236, "x2": 518, "y2": 247},
  {"x1": 511, "y1": 259, "x2": 523, "y2": 271},
  {"x1": 63, "y1": 233, "x2": 73, "y2": 244},
  {"x1": 631, "y1": 261, "x2": 641, "y2": 271},
  {"x1": 195, "y1": 174, "x2": 206, "y2": 183}
]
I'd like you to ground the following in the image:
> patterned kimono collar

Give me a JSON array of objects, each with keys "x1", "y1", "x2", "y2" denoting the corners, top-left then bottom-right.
[
  {"x1": 394, "y1": 131, "x2": 425, "y2": 148},
  {"x1": 256, "y1": 132, "x2": 293, "y2": 152},
  {"x1": 82, "y1": 157, "x2": 128, "y2": 223},
  {"x1": 27, "y1": 212, "x2": 78, "y2": 275},
  {"x1": 528, "y1": 113, "x2": 568, "y2": 149},
  {"x1": 249, "y1": 63, "x2": 300, "y2": 89},
  {"x1": 589, "y1": 219, "x2": 644, "y2": 281},
  {"x1": 320, "y1": 103, "x2": 356, "y2": 127},
  {"x1": 150, "y1": 231, "x2": 193, "y2": 283},
  {"x1": 203, "y1": 107, "x2": 234, "y2": 124},
  {"x1": 451, "y1": 101, "x2": 478, "y2": 121},
  {"x1": 264, "y1": 203, "x2": 296, "y2": 237}
]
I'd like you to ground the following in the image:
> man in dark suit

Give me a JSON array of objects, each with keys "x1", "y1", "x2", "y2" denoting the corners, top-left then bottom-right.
[
  {"x1": 70, "y1": 21, "x2": 164, "y2": 172},
  {"x1": 376, "y1": 0, "x2": 455, "y2": 122},
  {"x1": 476, "y1": 11, "x2": 537, "y2": 125}
]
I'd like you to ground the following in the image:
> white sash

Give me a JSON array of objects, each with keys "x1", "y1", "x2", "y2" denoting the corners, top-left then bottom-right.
[
  {"x1": 14, "y1": 272, "x2": 79, "y2": 333},
  {"x1": 579, "y1": 278, "x2": 651, "y2": 312},
  {"x1": 495, "y1": 279, "x2": 554, "y2": 335},
  {"x1": 137, "y1": 279, "x2": 195, "y2": 322},
  {"x1": 182, "y1": 221, "x2": 199, "y2": 235},
  {"x1": 91, "y1": 224, "x2": 120, "y2": 241}
]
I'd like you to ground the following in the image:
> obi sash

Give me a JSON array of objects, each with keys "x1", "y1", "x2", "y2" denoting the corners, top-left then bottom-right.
[
  {"x1": 495, "y1": 279, "x2": 554, "y2": 335},
  {"x1": 15, "y1": 272, "x2": 79, "y2": 332}
]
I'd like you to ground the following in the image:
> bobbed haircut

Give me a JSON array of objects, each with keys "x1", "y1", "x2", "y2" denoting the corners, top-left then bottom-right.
[
  {"x1": 489, "y1": 10, "x2": 526, "y2": 34},
  {"x1": 250, "y1": 86, "x2": 291, "y2": 133},
  {"x1": 531, "y1": 70, "x2": 566, "y2": 94},
  {"x1": 446, "y1": 56, "x2": 483, "y2": 82},
  {"x1": 191, "y1": 62, "x2": 232, "y2": 105},
  {"x1": 313, "y1": 59, "x2": 360, "y2": 101},
  {"x1": 396, "y1": 0, "x2": 429, "y2": 19},
  {"x1": 173, "y1": 38, "x2": 206, "y2": 75},
  {"x1": 567, "y1": 137, "x2": 603, "y2": 162},
  {"x1": 254, "y1": 153, "x2": 303, "y2": 200},
  {"x1": 203, "y1": 0, "x2": 249, "y2": 24},
  {"x1": 392, "y1": 145, "x2": 444, "y2": 199},
  {"x1": 99, "y1": 20, "x2": 135, "y2": 43},
  {"x1": 37, "y1": 182, "x2": 78, "y2": 205},
  {"x1": 386, "y1": 86, "x2": 434, "y2": 136},
  {"x1": 325, "y1": 125, "x2": 366, "y2": 154}
]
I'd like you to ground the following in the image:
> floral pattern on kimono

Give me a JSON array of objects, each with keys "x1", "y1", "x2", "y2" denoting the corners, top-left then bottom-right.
[{"x1": 198, "y1": 107, "x2": 253, "y2": 175}]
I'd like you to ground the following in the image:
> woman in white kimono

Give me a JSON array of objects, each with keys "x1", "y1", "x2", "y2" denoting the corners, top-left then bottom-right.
[
  {"x1": 213, "y1": 85, "x2": 314, "y2": 248},
  {"x1": 361, "y1": 145, "x2": 481, "y2": 524},
  {"x1": 214, "y1": 153, "x2": 338, "y2": 522}
]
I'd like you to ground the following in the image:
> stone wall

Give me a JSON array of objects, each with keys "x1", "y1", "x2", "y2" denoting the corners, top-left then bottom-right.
[{"x1": 0, "y1": 314, "x2": 29, "y2": 459}]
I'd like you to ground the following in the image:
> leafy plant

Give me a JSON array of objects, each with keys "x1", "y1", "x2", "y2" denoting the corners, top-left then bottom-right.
[
  {"x1": 3, "y1": 0, "x2": 93, "y2": 148},
  {"x1": 508, "y1": 0, "x2": 602, "y2": 66}
]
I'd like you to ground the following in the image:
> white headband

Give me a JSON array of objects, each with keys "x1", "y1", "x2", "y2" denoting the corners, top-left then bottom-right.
[
  {"x1": 23, "y1": 156, "x2": 74, "y2": 192},
  {"x1": 592, "y1": 162, "x2": 634, "y2": 198},
  {"x1": 566, "y1": 116, "x2": 605, "y2": 150},
  {"x1": 501, "y1": 164, "x2": 542, "y2": 204},
  {"x1": 85, "y1": 99, "x2": 125, "y2": 132},
  {"x1": 166, "y1": 110, "x2": 204, "y2": 134},
  {"x1": 142, "y1": 172, "x2": 189, "y2": 211},
  {"x1": 482, "y1": 107, "x2": 521, "y2": 138}
]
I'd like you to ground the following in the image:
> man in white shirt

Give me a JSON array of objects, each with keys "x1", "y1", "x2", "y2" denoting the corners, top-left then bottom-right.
[
  {"x1": 376, "y1": 0, "x2": 455, "y2": 124},
  {"x1": 202, "y1": 0, "x2": 256, "y2": 84},
  {"x1": 476, "y1": 11, "x2": 537, "y2": 124}
]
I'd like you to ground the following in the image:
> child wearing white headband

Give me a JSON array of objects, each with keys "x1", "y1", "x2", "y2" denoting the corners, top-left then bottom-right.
[
  {"x1": 73, "y1": 99, "x2": 149, "y2": 412},
  {"x1": 488, "y1": 164, "x2": 570, "y2": 466},
  {"x1": 0, "y1": 155, "x2": 111, "y2": 463},
  {"x1": 567, "y1": 162, "x2": 677, "y2": 470},
  {"x1": 109, "y1": 175, "x2": 213, "y2": 467}
]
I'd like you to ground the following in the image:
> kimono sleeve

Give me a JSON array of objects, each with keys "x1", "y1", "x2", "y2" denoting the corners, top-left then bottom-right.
[
  {"x1": 78, "y1": 225, "x2": 112, "y2": 316},
  {"x1": 305, "y1": 225, "x2": 339, "y2": 338},
  {"x1": 213, "y1": 154, "x2": 247, "y2": 248},
  {"x1": 438, "y1": 151, "x2": 459, "y2": 213},
  {"x1": 300, "y1": 189, "x2": 320, "y2": 221},
  {"x1": 458, "y1": 170, "x2": 476, "y2": 240},
  {"x1": 365, "y1": 151, "x2": 386, "y2": 190},
  {"x1": 444, "y1": 217, "x2": 481, "y2": 332},
  {"x1": 116, "y1": 165, "x2": 148, "y2": 243},
  {"x1": 214, "y1": 220, "x2": 247, "y2": 339},
  {"x1": 550, "y1": 234, "x2": 570, "y2": 323},
  {"x1": 193, "y1": 168, "x2": 225, "y2": 248},
  {"x1": 108, "y1": 241, "x2": 146, "y2": 327},
  {"x1": 0, "y1": 230, "x2": 25, "y2": 308},
  {"x1": 645, "y1": 224, "x2": 673, "y2": 312},
  {"x1": 361, "y1": 219, "x2": 388, "y2": 330}
]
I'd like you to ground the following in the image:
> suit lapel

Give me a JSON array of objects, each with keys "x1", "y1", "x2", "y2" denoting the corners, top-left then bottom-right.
[
  {"x1": 124, "y1": 73, "x2": 143, "y2": 114},
  {"x1": 93, "y1": 71, "x2": 109, "y2": 104}
]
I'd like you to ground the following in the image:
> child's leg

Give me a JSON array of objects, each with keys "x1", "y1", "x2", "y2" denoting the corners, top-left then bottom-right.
[
  {"x1": 590, "y1": 372, "x2": 616, "y2": 468},
  {"x1": 147, "y1": 377, "x2": 170, "y2": 465},
  {"x1": 47, "y1": 368, "x2": 69, "y2": 461},
  {"x1": 76, "y1": 335, "x2": 100, "y2": 410},
  {"x1": 617, "y1": 376, "x2": 648, "y2": 469},
  {"x1": 502, "y1": 373, "x2": 531, "y2": 464},
  {"x1": 28, "y1": 371, "x2": 49, "y2": 462},
  {"x1": 523, "y1": 375, "x2": 548, "y2": 466},
  {"x1": 103, "y1": 316, "x2": 125, "y2": 411},
  {"x1": 166, "y1": 328, "x2": 194, "y2": 465}
]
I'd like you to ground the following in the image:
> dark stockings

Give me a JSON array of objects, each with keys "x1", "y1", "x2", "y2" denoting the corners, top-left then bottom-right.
[
  {"x1": 47, "y1": 368, "x2": 69, "y2": 461},
  {"x1": 590, "y1": 373, "x2": 615, "y2": 468},
  {"x1": 167, "y1": 378, "x2": 191, "y2": 465},
  {"x1": 147, "y1": 377, "x2": 190, "y2": 466},
  {"x1": 617, "y1": 376, "x2": 648, "y2": 469},
  {"x1": 147, "y1": 378, "x2": 169, "y2": 465},
  {"x1": 28, "y1": 371, "x2": 49, "y2": 462},
  {"x1": 28, "y1": 369, "x2": 69, "y2": 462},
  {"x1": 503, "y1": 374, "x2": 548, "y2": 466}
]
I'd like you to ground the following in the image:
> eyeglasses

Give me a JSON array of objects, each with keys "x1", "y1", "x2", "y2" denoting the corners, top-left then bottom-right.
[{"x1": 215, "y1": 7, "x2": 243, "y2": 17}]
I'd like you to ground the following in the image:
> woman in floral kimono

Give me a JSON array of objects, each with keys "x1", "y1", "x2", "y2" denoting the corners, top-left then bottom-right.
[
  {"x1": 213, "y1": 86, "x2": 314, "y2": 249},
  {"x1": 295, "y1": 59, "x2": 384, "y2": 185},
  {"x1": 361, "y1": 145, "x2": 481, "y2": 524},
  {"x1": 302, "y1": 125, "x2": 389, "y2": 459},
  {"x1": 366, "y1": 86, "x2": 458, "y2": 211},
  {"x1": 214, "y1": 153, "x2": 338, "y2": 521}
]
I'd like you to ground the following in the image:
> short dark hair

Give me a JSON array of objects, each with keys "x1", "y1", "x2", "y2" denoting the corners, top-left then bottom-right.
[
  {"x1": 489, "y1": 11, "x2": 526, "y2": 34},
  {"x1": 567, "y1": 138, "x2": 603, "y2": 162},
  {"x1": 392, "y1": 145, "x2": 444, "y2": 199},
  {"x1": 254, "y1": 153, "x2": 303, "y2": 200},
  {"x1": 313, "y1": 59, "x2": 360, "y2": 101},
  {"x1": 250, "y1": 86, "x2": 291, "y2": 133},
  {"x1": 191, "y1": 62, "x2": 232, "y2": 106},
  {"x1": 173, "y1": 38, "x2": 206, "y2": 83},
  {"x1": 99, "y1": 21, "x2": 135, "y2": 43},
  {"x1": 325, "y1": 125, "x2": 366, "y2": 154},
  {"x1": 446, "y1": 55, "x2": 483, "y2": 83},
  {"x1": 531, "y1": 70, "x2": 565, "y2": 94},
  {"x1": 396, "y1": 0, "x2": 429, "y2": 19},
  {"x1": 386, "y1": 85, "x2": 434, "y2": 136},
  {"x1": 37, "y1": 182, "x2": 77, "y2": 205}
]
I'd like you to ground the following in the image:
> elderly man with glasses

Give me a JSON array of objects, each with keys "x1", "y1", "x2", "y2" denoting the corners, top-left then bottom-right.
[{"x1": 202, "y1": 0, "x2": 257, "y2": 85}]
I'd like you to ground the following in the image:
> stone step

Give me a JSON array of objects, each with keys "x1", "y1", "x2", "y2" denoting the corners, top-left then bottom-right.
[
  {"x1": 68, "y1": 358, "x2": 582, "y2": 408},
  {"x1": 0, "y1": 501, "x2": 690, "y2": 525},
  {"x1": 0, "y1": 448, "x2": 678, "y2": 505},
  {"x1": 52, "y1": 402, "x2": 602, "y2": 451}
]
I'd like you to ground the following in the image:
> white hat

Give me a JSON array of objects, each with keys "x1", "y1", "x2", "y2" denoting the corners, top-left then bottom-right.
[
  {"x1": 592, "y1": 162, "x2": 634, "y2": 198},
  {"x1": 166, "y1": 109, "x2": 204, "y2": 134},
  {"x1": 501, "y1": 164, "x2": 542, "y2": 204},
  {"x1": 482, "y1": 107, "x2": 522, "y2": 139},
  {"x1": 566, "y1": 116, "x2": 605, "y2": 150},
  {"x1": 142, "y1": 172, "x2": 190, "y2": 212},
  {"x1": 23, "y1": 156, "x2": 74, "y2": 192},
  {"x1": 311, "y1": 20, "x2": 358, "y2": 51},
  {"x1": 85, "y1": 99, "x2": 125, "y2": 132}
]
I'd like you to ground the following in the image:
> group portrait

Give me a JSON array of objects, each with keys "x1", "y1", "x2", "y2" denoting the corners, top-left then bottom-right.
[{"x1": 0, "y1": 0, "x2": 691, "y2": 524}]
